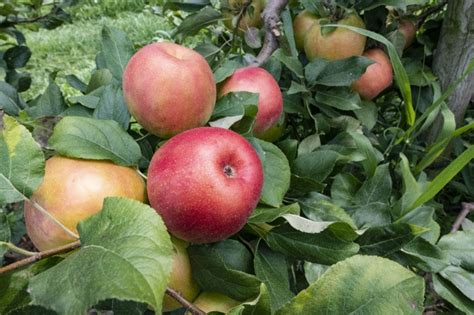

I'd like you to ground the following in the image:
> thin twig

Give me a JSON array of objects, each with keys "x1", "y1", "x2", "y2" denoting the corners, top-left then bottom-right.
[
  {"x1": 165, "y1": 287, "x2": 206, "y2": 315},
  {"x1": 417, "y1": 0, "x2": 448, "y2": 26},
  {"x1": 253, "y1": 0, "x2": 289, "y2": 66},
  {"x1": 0, "y1": 241, "x2": 37, "y2": 257},
  {"x1": 451, "y1": 202, "x2": 474, "y2": 233},
  {"x1": 0, "y1": 240, "x2": 81, "y2": 274}
]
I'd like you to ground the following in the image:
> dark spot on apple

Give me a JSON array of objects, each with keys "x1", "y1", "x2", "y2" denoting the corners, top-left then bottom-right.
[{"x1": 224, "y1": 165, "x2": 235, "y2": 177}]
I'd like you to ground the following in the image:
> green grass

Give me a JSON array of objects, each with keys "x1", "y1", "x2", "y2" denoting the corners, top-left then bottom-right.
[{"x1": 22, "y1": 4, "x2": 172, "y2": 100}]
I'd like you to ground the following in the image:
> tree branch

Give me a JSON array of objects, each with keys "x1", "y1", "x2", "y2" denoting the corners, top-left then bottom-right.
[
  {"x1": 0, "y1": 240, "x2": 81, "y2": 274},
  {"x1": 451, "y1": 202, "x2": 474, "y2": 233},
  {"x1": 417, "y1": 0, "x2": 448, "y2": 26},
  {"x1": 253, "y1": 0, "x2": 289, "y2": 66},
  {"x1": 165, "y1": 287, "x2": 206, "y2": 315}
]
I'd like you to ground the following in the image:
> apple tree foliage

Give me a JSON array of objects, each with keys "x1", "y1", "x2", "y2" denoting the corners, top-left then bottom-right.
[{"x1": 1, "y1": 0, "x2": 474, "y2": 314}]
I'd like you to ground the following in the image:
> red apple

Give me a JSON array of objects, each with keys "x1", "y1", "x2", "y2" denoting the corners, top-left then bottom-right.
[
  {"x1": 304, "y1": 13, "x2": 366, "y2": 61},
  {"x1": 218, "y1": 66, "x2": 283, "y2": 138},
  {"x1": 293, "y1": 10, "x2": 318, "y2": 51},
  {"x1": 398, "y1": 19, "x2": 417, "y2": 49},
  {"x1": 123, "y1": 42, "x2": 216, "y2": 138},
  {"x1": 24, "y1": 156, "x2": 147, "y2": 251},
  {"x1": 352, "y1": 48, "x2": 393, "y2": 100},
  {"x1": 163, "y1": 237, "x2": 200, "y2": 311},
  {"x1": 147, "y1": 127, "x2": 264, "y2": 243}
]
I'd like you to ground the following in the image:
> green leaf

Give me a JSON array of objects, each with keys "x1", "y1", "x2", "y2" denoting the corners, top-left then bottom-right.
[
  {"x1": 189, "y1": 243, "x2": 262, "y2": 301},
  {"x1": 304, "y1": 262, "x2": 329, "y2": 284},
  {"x1": 48, "y1": 116, "x2": 141, "y2": 166},
  {"x1": 278, "y1": 255, "x2": 425, "y2": 315},
  {"x1": 299, "y1": 193, "x2": 356, "y2": 228},
  {"x1": 3, "y1": 45, "x2": 31, "y2": 69},
  {"x1": 248, "y1": 203, "x2": 300, "y2": 224},
  {"x1": 357, "y1": 223, "x2": 423, "y2": 256},
  {"x1": 211, "y1": 92, "x2": 259, "y2": 120},
  {"x1": 433, "y1": 274, "x2": 474, "y2": 314},
  {"x1": 175, "y1": 7, "x2": 222, "y2": 37},
  {"x1": 293, "y1": 150, "x2": 341, "y2": 182},
  {"x1": 93, "y1": 84, "x2": 130, "y2": 129},
  {"x1": 305, "y1": 56, "x2": 373, "y2": 87},
  {"x1": 272, "y1": 49, "x2": 303, "y2": 79},
  {"x1": 393, "y1": 153, "x2": 423, "y2": 218},
  {"x1": 65, "y1": 74, "x2": 87, "y2": 93},
  {"x1": 315, "y1": 87, "x2": 361, "y2": 111},
  {"x1": 409, "y1": 146, "x2": 474, "y2": 210},
  {"x1": 348, "y1": 131, "x2": 380, "y2": 177},
  {"x1": 265, "y1": 224, "x2": 359, "y2": 265},
  {"x1": 26, "y1": 82, "x2": 67, "y2": 118},
  {"x1": 214, "y1": 60, "x2": 240, "y2": 83},
  {"x1": 86, "y1": 69, "x2": 114, "y2": 93},
  {"x1": 323, "y1": 24, "x2": 415, "y2": 126},
  {"x1": 0, "y1": 115, "x2": 45, "y2": 205},
  {"x1": 438, "y1": 230, "x2": 474, "y2": 271},
  {"x1": 29, "y1": 197, "x2": 174, "y2": 314},
  {"x1": 254, "y1": 242, "x2": 294, "y2": 313},
  {"x1": 0, "y1": 81, "x2": 26, "y2": 116},
  {"x1": 396, "y1": 206, "x2": 440, "y2": 244},
  {"x1": 398, "y1": 238, "x2": 448, "y2": 273},
  {"x1": 251, "y1": 139, "x2": 291, "y2": 208},
  {"x1": 354, "y1": 101, "x2": 378, "y2": 130},
  {"x1": 331, "y1": 173, "x2": 361, "y2": 207},
  {"x1": 229, "y1": 283, "x2": 272, "y2": 315},
  {"x1": 439, "y1": 265, "x2": 474, "y2": 300},
  {"x1": 100, "y1": 26, "x2": 134, "y2": 80}
]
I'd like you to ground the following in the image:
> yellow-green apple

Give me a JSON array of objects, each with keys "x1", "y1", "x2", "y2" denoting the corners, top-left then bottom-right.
[
  {"x1": 223, "y1": 0, "x2": 264, "y2": 33},
  {"x1": 293, "y1": 10, "x2": 318, "y2": 51},
  {"x1": 398, "y1": 19, "x2": 417, "y2": 49},
  {"x1": 123, "y1": 42, "x2": 216, "y2": 138},
  {"x1": 24, "y1": 156, "x2": 146, "y2": 251},
  {"x1": 147, "y1": 127, "x2": 264, "y2": 243},
  {"x1": 218, "y1": 66, "x2": 283, "y2": 138},
  {"x1": 304, "y1": 13, "x2": 366, "y2": 61},
  {"x1": 163, "y1": 237, "x2": 200, "y2": 311},
  {"x1": 190, "y1": 292, "x2": 239, "y2": 313},
  {"x1": 257, "y1": 112, "x2": 286, "y2": 142},
  {"x1": 352, "y1": 48, "x2": 393, "y2": 100}
]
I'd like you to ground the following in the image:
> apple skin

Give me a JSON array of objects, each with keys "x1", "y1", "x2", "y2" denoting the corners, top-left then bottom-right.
[
  {"x1": 398, "y1": 19, "x2": 417, "y2": 49},
  {"x1": 223, "y1": 0, "x2": 264, "y2": 33},
  {"x1": 352, "y1": 48, "x2": 393, "y2": 100},
  {"x1": 304, "y1": 13, "x2": 367, "y2": 61},
  {"x1": 123, "y1": 42, "x2": 216, "y2": 138},
  {"x1": 189, "y1": 292, "x2": 239, "y2": 314},
  {"x1": 24, "y1": 156, "x2": 146, "y2": 251},
  {"x1": 163, "y1": 237, "x2": 200, "y2": 312},
  {"x1": 147, "y1": 127, "x2": 264, "y2": 244},
  {"x1": 257, "y1": 112, "x2": 286, "y2": 142},
  {"x1": 293, "y1": 10, "x2": 318, "y2": 51},
  {"x1": 218, "y1": 66, "x2": 283, "y2": 138}
]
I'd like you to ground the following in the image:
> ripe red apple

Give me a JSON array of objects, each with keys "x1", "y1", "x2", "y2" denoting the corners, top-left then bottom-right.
[
  {"x1": 24, "y1": 156, "x2": 147, "y2": 251},
  {"x1": 190, "y1": 292, "x2": 239, "y2": 313},
  {"x1": 398, "y1": 19, "x2": 417, "y2": 49},
  {"x1": 123, "y1": 42, "x2": 216, "y2": 138},
  {"x1": 352, "y1": 48, "x2": 393, "y2": 100},
  {"x1": 163, "y1": 237, "x2": 200, "y2": 311},
  {"x1": 293, "y1": 10, "x2": 318, "y2": 51},
  {"x1": 218, "y1": 66, "x2": 283, "y2": 138},
  {"x1": 223, "y1": 0, "x2": 264, "y2": 33},
  {"x1": 304, "y1": 13, "x2": 367, "y2": 61},
  {"x1": 147, "y1": 127, "x2": 264, "y2": 243}
]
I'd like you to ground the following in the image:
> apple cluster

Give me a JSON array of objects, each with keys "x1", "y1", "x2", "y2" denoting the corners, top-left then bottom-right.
[
  {"x1": 25, "y1": 41, "x2": 284, "y2": 312},
  {"x1": 293, "y1": 10, "x2": 416, "y2": 100}
]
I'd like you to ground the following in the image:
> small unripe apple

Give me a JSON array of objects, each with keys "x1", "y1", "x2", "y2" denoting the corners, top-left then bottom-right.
[
  {"x1": 293, "y1": 10, "x2": 318, "y2": 51},
  {"x1": 163, "y1": 237, "x2": 200, "y2": 312},
  {"x1": 304, "y1": 13, "x2": 367, "y2": 61},
  {"x1": 218, "y1": 66, "x2": 283, "y2": 138},
  {"x1": 190, "y1": 292, "x2": 239, "y2": 313},
  {"x1": 147, "y1": 127, "x2": 264, "y2": 244},
  {"x1": 352, "y1": 48, "x2": 393, "y2": 100},
  {"x1": 223, "y1": 0, "x2": 264, "y2": 33},
  {"x1": 123, "y1": 42, "x2": 216, "y2": 138},
  {"x1": 398, "y1": 19, "x2": 417, "y2": 49},
  {"x1": 24, "y1": 156, "x2": 146, "y2": 251}
]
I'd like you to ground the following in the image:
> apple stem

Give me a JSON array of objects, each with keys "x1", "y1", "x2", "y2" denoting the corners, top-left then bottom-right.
[
  {"x1": 0, "y1": 241, "x2": 37, "y2": 257},
  {"x1": 29, "y1": 199, "x2": 80, "y2": 240},
  {"x1": 136, "y1": 168, "x2": 148, "y2": 180},
  {"x1": 165, "y1": 287, "x2": 206, "y2": 315},
  {"x1": 0, "y1": 240, "x2": 81, "y2": 274}
]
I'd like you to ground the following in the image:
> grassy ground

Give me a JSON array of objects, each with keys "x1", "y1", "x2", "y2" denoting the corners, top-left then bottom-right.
[{"x1": 21, "y1": 2, "x2": 172, "y2": 100}]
